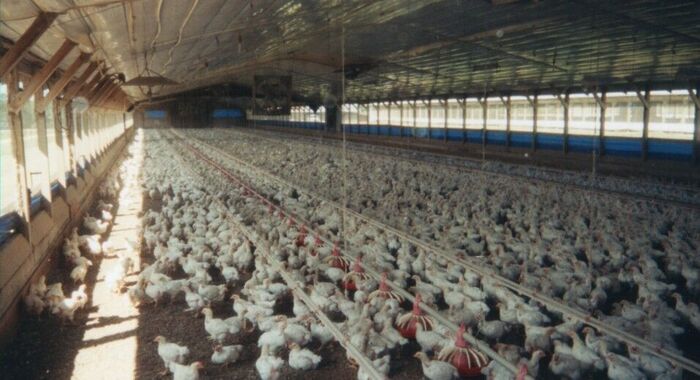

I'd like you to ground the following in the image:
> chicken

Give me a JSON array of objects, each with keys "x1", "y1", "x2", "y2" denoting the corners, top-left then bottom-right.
[
  {"x1": 283, "y1": 318, "x2": 312, "y2": 346},
  {"x1": 258, "y1": 324, "x2": 286, "y2": 353},
  {"x1": 414, "y1": 352, "x2": 458, "y2": 380},
  {"x1": 183, "y1": 286, "x2": 206, "y2": 312},
  {"x1": 23, "y1": 292, "x2": 45, "y2": 315},
  {"x1": 288, "y1": 343, "x2": 322, "y2": 370},
  {"x1": 169, "y1": 361, "x2": 203, "y2": 380},
  {"x1": 70, "y1": 260, "x2": 92, "y2": 283},
  {"x1": 549, "y1": 353, "x2": 582, "y2": 380},
  {"x1": 256, "y1": 344, "x2": 284, "y2": 380},
  {"x1": 568, "y1": 331, "x2": 605, "y2": 371},
  {"x1": 605, "y1": 352, "x2": 645, "y2": 380},
  {"x1": 29, "y1": 275, "x2": 47, "y2": 297},
  {"x1": 154, "y1": 336, "x2": 190, "y2": 374},
  {"x1": 84, "y1": 216, "x2": 109, "y2": 234},
  {"x1": 45, "y1": 283, "x2": 64, "y2": 308},
  {"x1": 197, "y1": 284, "x2": 226, "y2": 303},
  {"x1": 202, "y1": 307, "x2": 238, "y2": 343},
  {"x1": 211, "y1": 344, "x2": 243, "y2": 366},
  {"x1": 311, "y1": 321, "x2": 334, "y2": 347}
]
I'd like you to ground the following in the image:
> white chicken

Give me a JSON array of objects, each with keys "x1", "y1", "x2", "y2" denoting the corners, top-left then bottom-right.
[
  {"x1": 414, "y1": 352, "x2": 459, "y2": 380},
  {"x1": 70, "y1": 260, "x2": 92, "y2": 283},
  {"x1": 202, "y1": 307, "x2": 238, "y2": 343},
  {"x1": 154, "y1": 336, "x2": 190, "y2": 374},
  {"x1": 288, "y1": 343, "x2": 322, "y2": 370},
  {"x1": 169, "y1": 361, "x2": 203, "y2": 380},
  {"x1": 256, "y1": 344, "x2": 284, "y2": 380},
  {"x1": 84, "y1": 216, "x2": 109, "y2": 234},
  {"x1": 211, "y1": 344, "x2": 243, "y2": 366}
]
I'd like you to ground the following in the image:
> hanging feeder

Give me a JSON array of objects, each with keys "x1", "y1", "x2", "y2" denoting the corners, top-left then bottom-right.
[
  {"x1": 325, "y1": 242, "x2": 350, "y2": 271},
  {"x1": 342, "y1": 256, "x2": 370, "y2": 291},
  {"x1": 368, "y1": 272, "x2": 403, "y2": 302},
  {"x1": 396, "y1": 293, "x2": 434, "y2": 339},
  {"x1": 437, "y1": 324, "x2": 489, "y2": 377}
]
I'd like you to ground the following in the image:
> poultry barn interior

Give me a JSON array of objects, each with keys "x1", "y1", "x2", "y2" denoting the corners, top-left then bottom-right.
[{"x1": 1, "y1": 1, "x2": 700, "y2": 379}]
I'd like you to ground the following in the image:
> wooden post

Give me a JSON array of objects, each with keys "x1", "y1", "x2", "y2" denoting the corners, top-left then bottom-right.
[
  {"x1": 689, "y1": 85, "x2": 700, "y2": 164},
  {"x1": 426, "y1": 99, "x2": 432, "y2": 140},
  {"x1": 412, "y1": 100, "x2": 417, "y2": 139},
  {"x1": 36, "y1": 53, "x2": 91, "y2": 113},
  {"x1": 34, "y1": 89, "x2": 52, "y2": 202},
  {"x1": 53, "y1": 101, "x2": 66, "y2": 187},
  {"x1": 637, "y1": 87, "x2": 651, "y2": 161},
  {"x1": 477, "y1": 96, "x2": 487, "y2": 151},
  {"x1": 458, "y1": 98, "x2": 466, "y2": 144},
  {"x1": 527, "y1": 93, "x2": 538, "y2": 151},
  {"x1": 7, "y1": 70, "x2": 32, "y2": 235},
  {"x1": 593, "y1": 89, "x2": 607, "y2": 156},
  {"x1": 65, "y1": 102, "x2": 76, "y2": 173},
  {"x1": 398, "y1": 101, "x2": 404, "y2": 137},
  {"x1": 442, "y1": 98, "x2": 448, "y2": 142},
  {"x1": 9, "y1": 40, "x2": 77, "y2": 112},
  {"x1": 0, "y1": 13, "x2": 59, "y2": 79},
  {"x1": 557, "y1": 92, "x2": 570, "y2": 154},
  {"x1": 500, "y1": 95, "x2": 511, "y2": 150}
]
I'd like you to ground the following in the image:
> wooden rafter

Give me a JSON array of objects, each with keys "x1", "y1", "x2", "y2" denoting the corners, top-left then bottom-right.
[
  {"x1": 36, "y1": 53, "x2": 91, "y2": 113},
  {"x1": 0, "y1": 12, "x2": 59, "y2": 79},
  {"x1": 62, "y1": 62, "x2": 98, "y2": 101},
  {"x1": 9, "y1": 39, "x2": 76, "y2": 112}
]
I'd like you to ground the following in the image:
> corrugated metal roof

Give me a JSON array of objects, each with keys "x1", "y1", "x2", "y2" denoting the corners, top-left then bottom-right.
[{"x1": 2, "y1": 0, "x2": 699, "y2": 103}]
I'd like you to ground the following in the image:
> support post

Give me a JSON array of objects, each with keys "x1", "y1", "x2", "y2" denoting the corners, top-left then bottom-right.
[
  {"x1": 458, "y1": 98, "x2": 466, "y2": 144},
  {"x1": 690, "y1": 85, "x2": 700, "y2": 164},
  {"x1": 0, "y1": 13, "x2": 59, "y2": 79},
  {"x1": 636, "y1": 86, "x2": 651, "y2": 161},
  {"x1": 593, "y1": 89, "x2": 607, "y2": 156},
  {"x1": 7, "y1": 70, "x2": 32, "y2": 237},
  {"x1": 34, "y1": 89, "x2": 52, "y2": 203},
  {"x1": 527, "y1": 93, "x2": 538, "y2": 151},
  {"x1": 397, "y1": 101, "x2": 404, "y2": 137},
  {"x1": 500, "y1": 95, "x2": 511, "y2": 150},
  {"x1": 65, "y1": 102, "x2": 76, "y2": 174},
  {"x1": 36, "y1": 53, "x2": 91, "y2": 113},
  {"x1": 557, "y1": 92, "x2": 570, "y2": 154},
  {"x1": 412, "y1": 100, "x2": 417, "y2": 139},
  {"x1": 477, "y1": 96, "x2": 487, "y2": 152},
  {"x1": 442, "y1": 98, "x2": 448, "y2": 142},
  {"x1": 9, "y1": 39, "x2": 77, "y2": 112},
  {"x1": 427, "y1": 98, "x2": 432, "y2": 140}
]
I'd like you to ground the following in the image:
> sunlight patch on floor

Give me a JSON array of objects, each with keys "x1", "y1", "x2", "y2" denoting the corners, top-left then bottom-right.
[{"x1": 71, "y1": 130, "x2": 144, "y2": 380}]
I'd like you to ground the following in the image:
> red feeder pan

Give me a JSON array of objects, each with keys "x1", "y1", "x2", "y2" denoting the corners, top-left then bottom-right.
[
  {"x1": 437, "y1": 324, "x2": 489, "y2": 377},
  {"x1": 325, "y1": 242, "x2": 350, "y2": 271},
  {"x1": 342, "y1": 256, "x2": 369, "y2": 291},
  {"x1": 395, "y1": 294, "x2": 434, "y2": 339}
]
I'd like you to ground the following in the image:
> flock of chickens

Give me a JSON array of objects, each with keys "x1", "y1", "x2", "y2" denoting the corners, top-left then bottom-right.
[
  {"x1": 20, "y1": 126, "x2": 700, "y2": 380},
  {"x1": 23, "y1": 158, "x2": 127, "y2": 324},
  {"x1": 170, "y1": 127, "x2": 699, "y2": 380}
]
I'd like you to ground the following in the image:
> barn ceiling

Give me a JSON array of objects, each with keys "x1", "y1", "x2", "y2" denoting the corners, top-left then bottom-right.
[{"x1": 2, "y1": 0, "x2": 700, "y2": 104}]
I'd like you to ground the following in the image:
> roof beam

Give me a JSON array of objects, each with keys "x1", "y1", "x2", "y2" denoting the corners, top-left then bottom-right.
[
  {"x1": 9, "y1": 39, "x2": 77, "y2": 112},
  {"x1": 0, "y1": 12, "x2": 59, "y2": 79},
  {"x1": 62, "y1": 61, "x2": 98, "y2": 102},
  {"x1": 36, "y1": 52, "x2": 91, "y2": 113},
  {"x1": 87, "y1": 78, "x2": 112, "y2": 105},
  {"x1": 93, "y1": 82, "x2": 119, "y2": 108}
]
